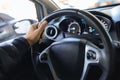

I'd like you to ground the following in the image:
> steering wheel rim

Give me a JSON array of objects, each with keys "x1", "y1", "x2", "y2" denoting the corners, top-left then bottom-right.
[{"x1": 31, "y1": 9, "x2": 115, "y2": 80}]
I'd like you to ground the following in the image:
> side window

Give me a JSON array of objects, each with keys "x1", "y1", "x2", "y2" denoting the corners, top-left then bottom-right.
[{"x1": 0, "y1": 0, "x2": 37, "y2": 20}]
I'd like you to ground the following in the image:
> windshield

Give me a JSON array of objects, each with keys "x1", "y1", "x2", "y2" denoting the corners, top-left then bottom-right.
[{"x1": 52, "y1": 0, "x2": 120, "y2": 9}]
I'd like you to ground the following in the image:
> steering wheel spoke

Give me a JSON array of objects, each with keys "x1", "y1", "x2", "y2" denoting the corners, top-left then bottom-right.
[
  {"x1": 39, "y1": 45, "x2": 60, "y2": 80},
  {"x1": 47, "y1": 56, "x2": 61, "y2": 80},
  {"x1": 85, "y1": 42, "x2": 101, "y2": 64},
  {"x1": 39, "y1": 46, "x2": 51, "y2": 63},
  {"x1": 81, "y1": 42, "x2": 102, "y2": 80}
]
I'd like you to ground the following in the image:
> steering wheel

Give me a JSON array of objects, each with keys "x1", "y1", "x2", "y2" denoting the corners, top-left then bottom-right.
[{"x1": 31, "y1": 9, "x2": 115, "y2": 80}]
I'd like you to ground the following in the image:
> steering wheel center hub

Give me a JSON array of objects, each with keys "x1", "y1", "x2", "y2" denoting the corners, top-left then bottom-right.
[{"x1": 49, "y1": 38, "x2": 85, "y2": 79}]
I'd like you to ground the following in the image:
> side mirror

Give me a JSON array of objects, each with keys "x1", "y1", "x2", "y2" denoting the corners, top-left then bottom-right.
[{"x1": 14, "y1": 19, "x2": 36, "y2": 34}]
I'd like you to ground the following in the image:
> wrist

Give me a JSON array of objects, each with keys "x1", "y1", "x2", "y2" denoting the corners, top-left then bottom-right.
[{"x1": 24, "y1": 36, "x2": 33, "y2": 46}]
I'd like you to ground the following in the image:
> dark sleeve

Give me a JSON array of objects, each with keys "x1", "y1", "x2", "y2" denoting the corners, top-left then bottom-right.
[{"x1": 0, "y1": 37, "x2": 31, "y2": 80}]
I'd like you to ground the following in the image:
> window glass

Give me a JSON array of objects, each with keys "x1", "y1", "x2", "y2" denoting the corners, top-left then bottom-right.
[{"x1": 0, "y1": 0, "x2": 37, "y2": 20}]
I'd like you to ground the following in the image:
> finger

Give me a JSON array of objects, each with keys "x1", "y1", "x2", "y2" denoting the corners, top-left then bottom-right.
[
  {"x1": 36, "y1": 21, "x2": 47, "y2": 40},
  {"x1": 27, "y1": 23, "x2": 38, "y2": 33},
  {"x1": 38, "y1": 20, "x2": 48, "y2": 32},
  {"x1": 39, "y1": 39, "x2": 43, "y2": 44},
  {"x1": 36, "y1": 21, "x2": 48, "y2": 44},
  {"x1": 39, "y1": 31, "x2": 45, "y2": 44},
  {"x1": 31, "y1": 23, "x2": 38, "y2": 30}
]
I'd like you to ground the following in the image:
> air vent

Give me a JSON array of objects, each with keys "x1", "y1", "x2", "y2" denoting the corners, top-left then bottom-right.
[{"x1": 45, "y1": 25, "x2": 58, "y2": 39}]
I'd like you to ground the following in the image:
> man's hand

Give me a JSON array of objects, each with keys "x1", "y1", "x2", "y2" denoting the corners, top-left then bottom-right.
[{"x1": 25, "y1": 21, "x2": 48, "y2": 46}]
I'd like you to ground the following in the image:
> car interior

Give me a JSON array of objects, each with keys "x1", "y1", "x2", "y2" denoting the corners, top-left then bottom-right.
[{"x1": 1, "y1": 0, "x2": 120, "y2": 80}]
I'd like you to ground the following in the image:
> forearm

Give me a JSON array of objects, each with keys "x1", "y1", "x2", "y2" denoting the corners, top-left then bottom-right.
[
  {"x1": 12, "y1": 37, "x2": 31, "y2": 57},
  {"x1": 0, "y1": 37, "x2": 30, "y2": 79}
]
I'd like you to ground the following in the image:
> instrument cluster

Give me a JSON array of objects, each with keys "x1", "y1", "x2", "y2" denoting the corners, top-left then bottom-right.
[
  {"x1": 45, "y1": 15, "x2": 112, "y2": 40},
  {"x1": 59, "y1": 15, "x2": 111, "y2": 35}
]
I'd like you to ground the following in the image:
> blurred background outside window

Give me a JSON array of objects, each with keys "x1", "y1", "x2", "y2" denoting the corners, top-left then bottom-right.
[
  {"x1": 53, "y1": 0, "x2": 120, "y2": 9},
  {"x1": 0, "y1": 0, "x2": 37, "y2": 20}
]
